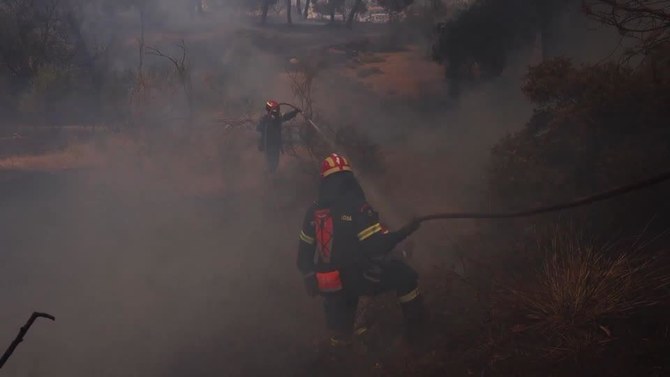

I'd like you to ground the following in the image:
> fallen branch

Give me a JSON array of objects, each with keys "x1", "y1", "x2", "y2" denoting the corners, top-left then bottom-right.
[{"x1": 0, "y1": 312, "x2": 55, "y2": 369}]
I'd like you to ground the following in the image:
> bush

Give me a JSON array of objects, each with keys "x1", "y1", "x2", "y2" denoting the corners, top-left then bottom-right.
[
  {"x1": 499, "y1": 226, "x2": 670, "y2": 357},
  {"x1": 17, "y1": 65, "x2": 76, "y2": 124},
  {"x1": 334, "y1": 124, "x2": 384, "y2": 175},
  {"x1": 489, "y1": 57, "x2": 670, "y2": 215}
]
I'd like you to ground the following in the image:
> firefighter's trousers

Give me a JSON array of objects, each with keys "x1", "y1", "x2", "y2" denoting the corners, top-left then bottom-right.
[{"x1": 322, "y1": 258, "x2": 423, "y2": 336}]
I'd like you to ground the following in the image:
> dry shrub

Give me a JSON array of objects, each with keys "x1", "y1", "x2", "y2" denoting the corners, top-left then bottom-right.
[
  {"x1": 488, "y1": 57, "x2": 670, "y2": 230},
  {"x1": 286, "y1": 55, "x2": 383, "y2": 176},
  {"x1": 500, "y1": 227, "x2": 670, "y2": 358},
  {"x1": 334, "y1": 124, "x2": 384, "y2": 175},
  {"x1": 357, "y1": 52, "x2": 386, "y2": 64},
  {"x1": 287, "y1": 55, "x2": 322, "y2": 119},
  {"x1": 356, "y1": 66, "x2": 383, "y2": 78},
  {"x1": 129, "y1": 64, "x2": 193, "y2": 134},
  {"x1": 285, "y1": 119, "x2": 384, "y2": 178}
]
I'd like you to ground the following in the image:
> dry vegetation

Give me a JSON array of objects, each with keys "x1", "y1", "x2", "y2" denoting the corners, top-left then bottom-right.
[{"x1": 501, "y1": 227, "x2": 670, "y2": 357}]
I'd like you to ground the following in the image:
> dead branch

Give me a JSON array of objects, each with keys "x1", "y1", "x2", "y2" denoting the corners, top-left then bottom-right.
[
  {"x1": 145, "y1": 40, "x2": 193, "y2": 119},
  {"x1": 145, "y1": 41, "x2": 188, "y2": 75},
  {"x1": 583, "y1": 0, "x2": 670, "y2": 58},
  {"x1": 0, "y1": 312, "x2": 55, "y2": 369}
]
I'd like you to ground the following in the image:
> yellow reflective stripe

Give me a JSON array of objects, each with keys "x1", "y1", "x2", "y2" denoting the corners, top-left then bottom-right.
[
  {"x1": 398, "y1": 288, "x2": 420, "y2": 303},
  {"x1": 329, "y1": 336, "x2": 352, "y2": 347},
  {"x1": 354, "y1": 327, "x2": 368, "y2": 336},
  {"x1": 325, "y1": 156, "x2": 335, "y2": 167},
  {"x1": 357, "y1": 223, "x2": 382, "y2": 241},
  {"x1": 299, "y1": 230, "x2": 315, "y2": 245}
]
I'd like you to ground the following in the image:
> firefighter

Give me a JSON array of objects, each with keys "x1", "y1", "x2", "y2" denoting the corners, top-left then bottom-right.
[
  {"x1": 297, "y1": 153, "x2": 426, "y2": 348},
  {"x1": 256, "y1": 100, "x2": 301, "y2": 173}
]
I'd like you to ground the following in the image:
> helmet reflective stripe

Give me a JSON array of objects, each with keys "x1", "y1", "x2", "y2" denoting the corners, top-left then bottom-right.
[
  {"x1": 266, "y1": 100, "x2": 279, "y2": 112},
  {"x1": 321, "y1": 165, "x2": 352, "y2": 178},
  {"x1": 320, "y1": 153, "x2": 353, "y2": 178}
]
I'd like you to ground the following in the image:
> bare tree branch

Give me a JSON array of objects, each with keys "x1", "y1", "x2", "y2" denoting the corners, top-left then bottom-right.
[
  {"x1": 145, "y1": 40, "x2": 193, "y2": 120},
  {"x1": 583, "y1": 0, "x2": 670, "y2": 61}
]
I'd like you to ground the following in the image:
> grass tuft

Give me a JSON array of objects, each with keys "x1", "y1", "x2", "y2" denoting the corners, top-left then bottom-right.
[{"x1": 502, "y1": 226, "x2": 670, "y2": 356}]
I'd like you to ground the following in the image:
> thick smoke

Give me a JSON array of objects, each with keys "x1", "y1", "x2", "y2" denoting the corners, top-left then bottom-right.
[
  {"x1": 0, "y1": 4, "x2": 319, "y2": 377},
  {"x1": 0, "y1": 1, "x2": 622, "y2": 376}
]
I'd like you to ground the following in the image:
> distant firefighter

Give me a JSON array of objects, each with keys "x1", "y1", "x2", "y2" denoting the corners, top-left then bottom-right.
[
  {"x1": 297, "y1": 153, "x2": 426, "y2": 348},
  {"x1": 256, "y1": 100, "x2": 300, "y2": 173}
]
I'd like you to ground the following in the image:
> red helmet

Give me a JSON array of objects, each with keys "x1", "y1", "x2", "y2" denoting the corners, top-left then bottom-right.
[
  {"x1": 321, "y1": 153, "x2": 352, "y2": 178},
  {"x1": 265, "y1": 100, "x2": 280, "y2": 113}
]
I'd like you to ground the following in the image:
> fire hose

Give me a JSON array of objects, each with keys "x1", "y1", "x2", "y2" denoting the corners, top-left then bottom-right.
[
  {"x1": 279, "y1": 102, "x2": 670, "y2": 222},
  {"x1": 415, "y1": 170, "x2": 670, "y2": 223},
  {"x1": 0, "y1": 312, "x2": 55, "y2": 369},
  {"x1": 278, "y1": 103, "x2": 330, "y2": 140}
]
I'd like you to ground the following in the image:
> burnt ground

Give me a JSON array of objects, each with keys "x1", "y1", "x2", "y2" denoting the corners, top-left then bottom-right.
[
  {"x1": 0, "y1": 166, "x2": 324, "y2": 376},
  {"x1": 2, "y1": 165, "x2": 669, "y2": 377},
  {"x1": 0, "y1": 147, "x2": 462, "y2": 377}
]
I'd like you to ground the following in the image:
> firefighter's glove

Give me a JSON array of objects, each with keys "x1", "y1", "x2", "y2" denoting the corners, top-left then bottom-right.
[{"x1": 303, "y1": 273, "x2": 319, "y2": 297}]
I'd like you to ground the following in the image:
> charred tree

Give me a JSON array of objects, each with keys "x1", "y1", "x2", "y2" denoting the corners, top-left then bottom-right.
[
  {"x1": 287, "y1": 0, "x2": 292, "y2": 24},
  {"x1": 146, "y1": 41, "x2": 193, "y2": 121},
  {"x1": 261, "y1": 0, "x2": 271, "y2": 24},
  {"x1": 329, "y1": 0, "x2": 335, "y2": 23},
  {"x1": 63, "y1": 8, "x2": 109, "y2": 122},
  {"x1": 346, "y1": 0, "x2": 363, "y2": 28},
  {"x1": 583, "y1": 0, "x2": 670, "y2": 60},
  {"x1": 303, "y1": 0, "x2": 310, "y2": 18}
]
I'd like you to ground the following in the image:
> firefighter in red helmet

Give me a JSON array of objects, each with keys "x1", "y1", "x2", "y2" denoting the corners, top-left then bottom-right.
[
  {"x1": 297, "y1": 153, "x2": 426, "y2": 348},
  {"x1": 256, "y1": 100, "x2": 301, "y2": 172}
]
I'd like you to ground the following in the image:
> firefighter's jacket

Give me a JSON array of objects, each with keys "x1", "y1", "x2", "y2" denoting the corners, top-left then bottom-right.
[
  {"x1": 297, "y1": 192, "x2": 409, "y2": 292},
  {"x1": 256, "y1": 110, "x2": 299, "y2": 151}
]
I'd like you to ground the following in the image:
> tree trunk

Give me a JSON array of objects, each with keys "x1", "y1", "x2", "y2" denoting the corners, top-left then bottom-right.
[
  {"x1": 303, "y1": 0, "x2": 310, "y2": 18},
  {"x1": 261, "y1": 0, "x2": 270, "y2": 24},
  {"x1": 346, "y1": 0, "x2": 362, "y2": 28},
  {"x1": 138, "y1": 6, "x2": 146, "y2": 76},
  {"x1": 65, "y1": 10, "x2": 102, "y2": 120},
  {"x1": 296, "y1": 0, "x2": 301, "y2": 16},
  {"x1": 286, "y1": 0, "x2": 292, "y2": 24},
  {"x1": 329, "y1": 1, "x2": 335, "y2": 23}
]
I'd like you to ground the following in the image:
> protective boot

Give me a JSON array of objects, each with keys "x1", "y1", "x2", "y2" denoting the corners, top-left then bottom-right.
[
  {"x1": 327, "y1": 328, "x2": 370, "y2": 358},
  {"x1": 329, "y1": 333, "x2": 353, "y2": 348},
  {"x1": 320, "y1": 332, "x2": 353, "y2": 363},
  {"x1": 351, "y1": 326, "x2": 370, "y2": 355}
]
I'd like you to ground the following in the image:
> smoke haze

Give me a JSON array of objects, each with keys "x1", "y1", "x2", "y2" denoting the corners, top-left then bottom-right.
[{"x1": 0, "y1": 1, "x2": 623, "y2": 376}]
